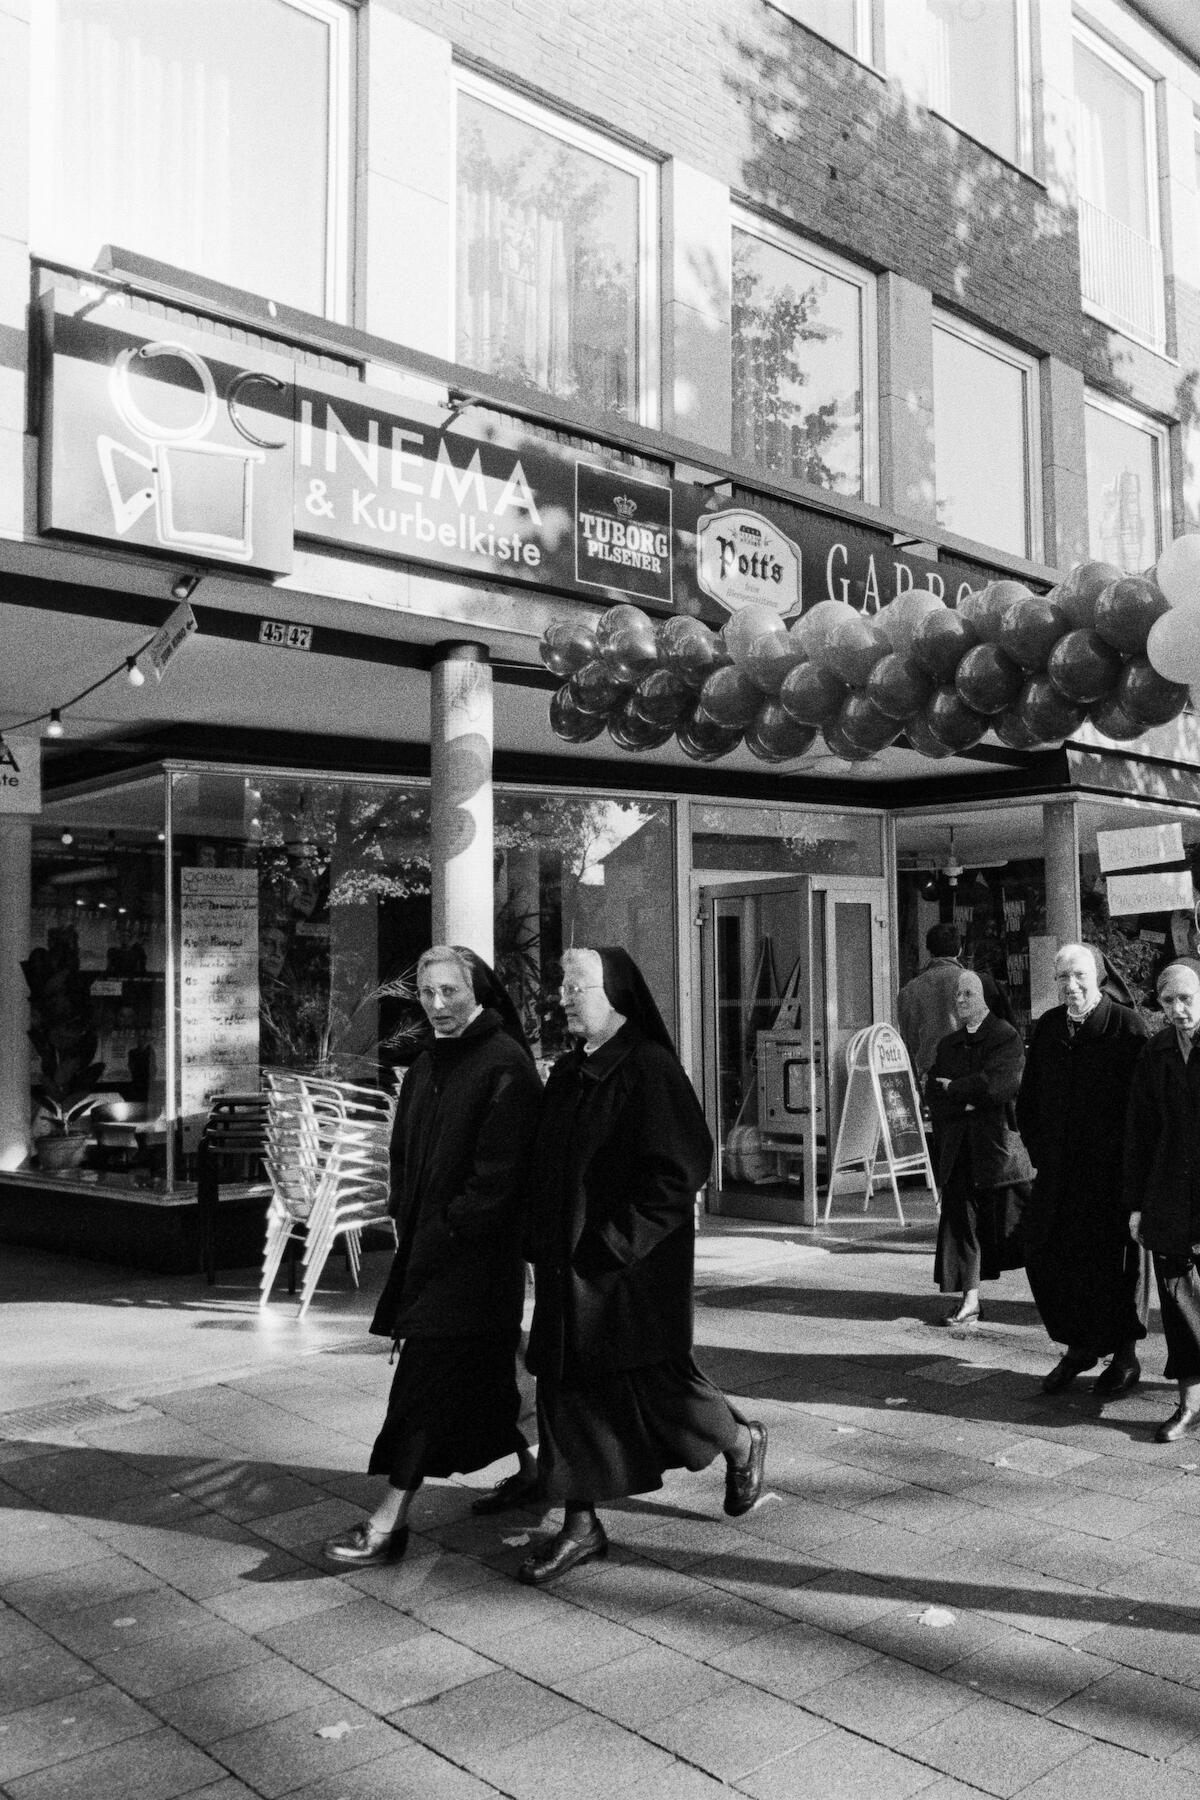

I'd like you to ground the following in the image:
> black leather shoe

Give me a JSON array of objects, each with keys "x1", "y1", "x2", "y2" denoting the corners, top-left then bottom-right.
[
  {"x1": 1041, "y1": 1353, "x2": 1098, "y2": 1395},
  {"x1": 1156, "y1": 1404, "x2": 1200, "y2": 1443},
  {"x1": 323, "y1": 1522, "x2": 409, "y2": 1567},
  {"x1": 724, "y1": 1422, "x2": 768, "y2": 1516},
  {"x1": 1094, "y1": 1356, "x2": 1141, "y2": 1397},
  {"x1": 517, "y1": 1522, "x2": 608, "y2": 1586},
  {"x1": 471, "y1": 1471, "x2": 539, "y2": 1515}
]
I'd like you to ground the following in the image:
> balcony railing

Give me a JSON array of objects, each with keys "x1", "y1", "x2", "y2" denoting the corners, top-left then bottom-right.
[{"x1": 1077, "y1": 195, "x2": 1165, "y2": 350}]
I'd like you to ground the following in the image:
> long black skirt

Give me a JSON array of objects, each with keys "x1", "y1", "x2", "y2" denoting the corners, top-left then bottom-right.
[
  {"x1": 1154, "y1": 1253, "x2": 1200, "y2": 1383},
  {"x1": 368, "y1": 1332, "x2": 522, "y2": 1488},
  {"x1": 934, "y1": 1155, "x2": 1027, "y2": 1293},
  {"x1": 536, "y1": 1354, "x2": 744, "y2": 1505}
]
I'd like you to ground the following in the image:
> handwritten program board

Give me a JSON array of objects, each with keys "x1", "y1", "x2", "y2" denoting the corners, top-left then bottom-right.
[
  {"x1": 180, "y1": 867, "x2": 260, "y2": 1149},
  {"x1": 825, "y1": 1023, "x2": 936, "y2": 1227}
]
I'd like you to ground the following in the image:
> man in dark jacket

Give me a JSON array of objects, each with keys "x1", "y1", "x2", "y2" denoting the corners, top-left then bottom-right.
[
  {"x1": 1017, "y1": 942, "x2": 1149, "y2": 1396},
  {"x1": 1124, "y1": 961, "x2": 1200, "y2": 1441},
  {"x1": 323, "y1": 946, "x2": 542, "y2": 1567},
  {"x1": 898, "y1": 923, "x2": 1017, "y2": 1086},
  {"x1": 926, "y1": 972, "x2": 1030, "y2": 1326}
]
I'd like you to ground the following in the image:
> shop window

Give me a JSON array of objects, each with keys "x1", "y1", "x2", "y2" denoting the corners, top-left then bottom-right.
[
  {"x1": 731, "y1": 219, "x2": 876, "y2": 501},
  {"x1": 691, "y1": 804, "x2": 884, "y2": 878},
  {"x1": 454, "y1": 75, "x2": 657, "y2": 425},
  {"x1": 932, "y1": 315, "x2": 1041, "y2": 559},
  {"x1": 35, "y1": 0, "x2": 352, "y2": 318},
  {"x1": 767, "y1": 0, "x2": 874, "y2": 62},
  {"x1": 1085, "y1": 394, "x2": 1169, "y2": 575},
  {"x1": 1074, "y1": 24, "x2": 1164, "y2": 349}
]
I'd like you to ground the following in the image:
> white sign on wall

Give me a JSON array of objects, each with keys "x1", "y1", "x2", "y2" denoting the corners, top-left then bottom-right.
[
  {"x1": 1096, "y1": 823, "x2": 1184, "y2": 873},
  {"x1": 180, "y1": 866, "x2": 260, "y2": 1148},
  {"x1": 696, "y1": 508, "x2": 802, "y2": 616},
  {"x1": 0, "y1": 738, "x2": 41, "y2": 814}
]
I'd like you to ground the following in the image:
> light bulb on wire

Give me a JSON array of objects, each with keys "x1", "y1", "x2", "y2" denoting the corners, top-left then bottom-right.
[
  {"x1": 126, "y1": 657, "x2": 146, "y2": 688},
  {"x1": 45, "y1": 710, "x2": 65, "y2": 739}
]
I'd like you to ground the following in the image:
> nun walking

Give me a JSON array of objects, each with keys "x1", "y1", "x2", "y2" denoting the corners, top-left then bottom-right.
[
  {"x1": 518, "y1": 945, "x2": 767, "y2": 1586},
  {"x1": 324, "y1": 945, "x2": 542, "y2": 1567}
]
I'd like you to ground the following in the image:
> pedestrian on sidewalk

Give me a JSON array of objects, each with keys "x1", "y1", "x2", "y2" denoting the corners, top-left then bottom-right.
[
  {"x1": 1017, "y1": 942, "x2": 1149, "y2": 1397},
  {"x1": 897, "y1": 922, "x2": 1017, "y2": 1088},
  {"x1": 926, "y1": 970, "x2": 1030, "y2": 1327},
  {"x1": 324, "y1": 945, "x2": 542, "y2": 1568},
  {"x1": 1124, "y1": 960, "x2": 1200, "y2": 1442},
  {"x1": 517, "y1": 946, "x2": 766, "y2": 1587}
]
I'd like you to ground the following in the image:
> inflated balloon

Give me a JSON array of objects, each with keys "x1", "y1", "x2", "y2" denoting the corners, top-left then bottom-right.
[
  {"x1": 878, "y1": 590, "x2": 944, "y2": 655},
  {"x1": 540, "y1": 619, "x2": 598, "y2": 678},
  {"x1": 1154, "y1": 533, "x2": 1200, "y2": 608},
  {"x1": 1086, "y1": 694, "x2": 1146, "y2": 741},
  {"x1": 996, "y1": 593, "x2": 1070, "y2": 670},
  {"x1": 695, "y1": 664, "x2": 763, "y2": 729},
  {"x1": 595, "y1": 604, "x2": 659, "y2": 682},
  {"x1": 821, "y1": 720, "x2": 875, "y2": 761},
  {"x1": 820, "y1": 609, "x2": 890, "y2": 687},
  {"x1": 866, "y1": 652, "x2": 933, "y2": 720},
  {"x1": 778, "y1": 659, "x2": 848, "y2": 726},
  {"x1": 630, "y1": 668, "x2": 691, "y2": 727},
  {"x1": 791, "y1": 599, "x2": 850, "y2": 663},
  {"x1": 658, "y1": 614, "x2": 725, "y2": 689},
  {"x1": 549, "y1": 685, "x2": 607, "y2": 743},
  {"x1": 1145, "y1": 606, "x2": 1200, "y2": 685},
  {"x1": 961, "y1": 581, "x2": 1030, "y2": 643},
  {"x1": 1058, "y1": 561, "x2": 1122, "y2": 630},
  {"x1": 568, "y1": 658, "x2": 631, "y2": 714},
  {"x1": 954, "y1": 643, "x2": 1024, "y2": 714},
  {"x1": 1017, "y1": 674, "x2": 1084, "y2": 742},
  {"x1": 902, "y1": 712, "x2": 955, "y2": 759},
  {"x1": 722, "y1": 606, "x2": 803, "y2": 693},
  {"x1": 1046, "y1": 629, "x2": 1122, "y2": 704},
  {"x1": 745, "y1": 700, "x2": 817, "y2": 763},
  {"x1": 607, "y1": 700, "x2": 675, "y2": 752},
  {"x1": 991, "y1": 708, "x2": 1046, "y2": 751},
  {"x1": 676, "y1": 709, "x2": 744, "y2": 762},
  {"x1": 1093, "y1": 576, "x2": 1167, "y2": 655},
  {"x1": 1116, "y1": 655, "x2": 1189, "y2": 727},
  {"x1": 911, "y1": 606, "x2": 979, "y2": 682},
  {"x1": 926, "y1": 685, "x2": 990, "y2": 751},
  {"x1": 838, "y1": 693, "x2": 901, "y2": 752}
]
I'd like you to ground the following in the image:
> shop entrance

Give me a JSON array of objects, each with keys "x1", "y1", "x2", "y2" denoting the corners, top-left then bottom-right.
[{"x1": 697, "y1": 874, "x2": 887, "y2": 1225}]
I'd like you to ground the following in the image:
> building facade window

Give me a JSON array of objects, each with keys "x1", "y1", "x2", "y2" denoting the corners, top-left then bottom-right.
[
  {"x1": 932, "y1": 315, "x2": 1041, "y2": 559},
  {"x1": 921, "y1": 0, "x2": 1029, "y2": 166},
  {"x1": 1074, "y1": 23, "x2": 1164, "y2": 349},
  {"x1": 35, "y1": 0, "x2": 352, "y2": 319},
  {"x1": 1085, "y1": 394, "x2": 1169, "y2": 575},
  {"x1": 767, "y1": 0, "x2": 874, "y2": 63},
  {"x1": 731, "y1": 216, "x2": 876, "y2": 501},
  {"x1": 454, "y1": 74, "x2": 658, "y2": 425}
]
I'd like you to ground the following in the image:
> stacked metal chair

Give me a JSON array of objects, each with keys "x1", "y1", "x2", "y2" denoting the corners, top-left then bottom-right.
[{"x1": 260, "y1": 1069, "x2": 398, "y2": 1318}]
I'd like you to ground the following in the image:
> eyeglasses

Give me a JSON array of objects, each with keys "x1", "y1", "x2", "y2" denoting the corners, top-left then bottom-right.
[
  {"x1": 417, "y1": 985, "x2": 466, "y2": 1003},
  {"x1": 559, "y1": 982, "x2": 602, "y2": 999}
]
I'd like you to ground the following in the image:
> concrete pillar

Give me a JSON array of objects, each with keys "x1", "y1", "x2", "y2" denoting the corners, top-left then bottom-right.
[
  {"x1": 1043, "y1": 799, "x2": 1081, "y2": 947},
  {"x1": 877, "y1": 273, "x2": 935, "y2": 526},
  {"x1": 663, "y1": 162, "x2": 732, "y2": 450},
  {"x1": 0, "y1": 817, "x2": 32, "y2": 1169},
  {"x1": 430, "y1": 643, "x2": 494, "y2": 961},
  {"x1": 1040, "y1": 358, "x2": 1088, "y2": 572}
]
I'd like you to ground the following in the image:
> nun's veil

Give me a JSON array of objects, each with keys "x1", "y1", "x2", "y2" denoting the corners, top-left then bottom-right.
[
  {"x1": 594, "y1": 946, "x2": 677, "y2": 1058},
  {"x1": 453, "y1": 945, "x2": 532, "y2": 1057}
]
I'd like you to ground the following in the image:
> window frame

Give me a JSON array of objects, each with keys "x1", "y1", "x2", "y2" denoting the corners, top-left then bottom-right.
[
  {"x1": 923, "y1": 0, "x2": 1033, "y2": 172},
  {"x1": 730, "y1": 207, "x2": 879, "y2": 505},
  {"x1": 931, "y1": 310, "x2": 1043, "y2": 562},
  {"x1": 1083, "y1": 389, "x2": 1171, "y2": 574},
  {"x1": 450, "y1": 68, "x2": 660, "y2": 429},
  {"x1": 1072, "y1": 19, "x2": 1164, "y2": 350},
  {"x1": 31, "y1": 0, "x2": 354, "y2": 322}
]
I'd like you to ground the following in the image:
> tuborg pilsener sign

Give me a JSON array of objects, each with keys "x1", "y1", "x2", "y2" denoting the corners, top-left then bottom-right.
[{"x1": 38, "y1": 294, "x2": 1029, "y2": 621}]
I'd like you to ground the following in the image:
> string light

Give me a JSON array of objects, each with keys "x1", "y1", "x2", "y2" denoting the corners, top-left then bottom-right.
[
  {"x1": 0, "y1": 621, "x2": 176, "y2": 740},
  {"x1": 45, "y1": 710, "x2": 64, "y2": 739},
  {"x1": 126, "y1": 657, "x2": 146, "y2": 687},
  {"x1": 60, "y1": 830, "x2": 74, "y2": 846}
]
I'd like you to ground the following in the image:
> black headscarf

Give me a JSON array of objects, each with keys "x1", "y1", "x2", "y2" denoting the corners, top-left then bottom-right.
[
  {"x1": 595, "y1": 946, "x2": 678, "y2": 1058},
  {"x1": 453, "y1": 946, "x2": 533, "y2": 1057}
]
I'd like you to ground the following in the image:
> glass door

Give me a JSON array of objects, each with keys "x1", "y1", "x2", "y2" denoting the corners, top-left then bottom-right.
[{"x1": 812, "y1": 876, "x2": 888, "y2": 1151}]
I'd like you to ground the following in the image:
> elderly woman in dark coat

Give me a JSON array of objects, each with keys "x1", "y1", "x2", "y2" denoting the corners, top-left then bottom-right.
[
  {"x1": 517, "y1": 946, "x2": 767, "y2": 1586},
  {"x1": 323, "y1": 945, "x2": 542, "y2": 1567},
  {"x1": 1125, "y1": 961, "x2": 1200, "y2": 1442},
  {"x1": 926, "y1": 969, "x2": 1030, "y2": 1327}
]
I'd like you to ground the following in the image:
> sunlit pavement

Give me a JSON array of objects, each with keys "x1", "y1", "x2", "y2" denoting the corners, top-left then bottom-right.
[{"x1": 3, "y1": 1200, "x2": 1200, "y2": 1799}]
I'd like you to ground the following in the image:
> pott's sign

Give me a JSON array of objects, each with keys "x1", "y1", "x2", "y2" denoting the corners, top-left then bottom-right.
[{"x1": 696, "y1": 508, "x2": 801, "y2": 617}]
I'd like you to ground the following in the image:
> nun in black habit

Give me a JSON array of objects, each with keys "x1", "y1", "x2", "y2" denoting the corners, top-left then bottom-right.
[
  {"x1": 324, "y1": 945, "x2": 542, "y2": 1568},
  {"x1": 518, "y1": 946, "x2": 767, "y2": 1586}
]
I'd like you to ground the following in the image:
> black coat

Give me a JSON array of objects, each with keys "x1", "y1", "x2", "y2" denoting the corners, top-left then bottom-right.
[
  {"x1": 1123, "y1": 1025, "x2": 1200, "y2": 1256},
  {"x1": 1017, "y1": 996, "x2": 1148, "y2": 1250},
  {"x1": 369, "y1": 1008, "x2": 542, "y2": 1341},
  {"x1": 925, "y1": 1011, "x2": 1030, "y2": 1190},
  {"x1": 525, "y1": 1022, "x2": 713, "y2": 1378}
]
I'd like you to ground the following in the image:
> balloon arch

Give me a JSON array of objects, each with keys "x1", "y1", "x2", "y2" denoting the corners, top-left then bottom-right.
[{"x1": 540, "y1": 539, "x2": 1200, "y2": 765}]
